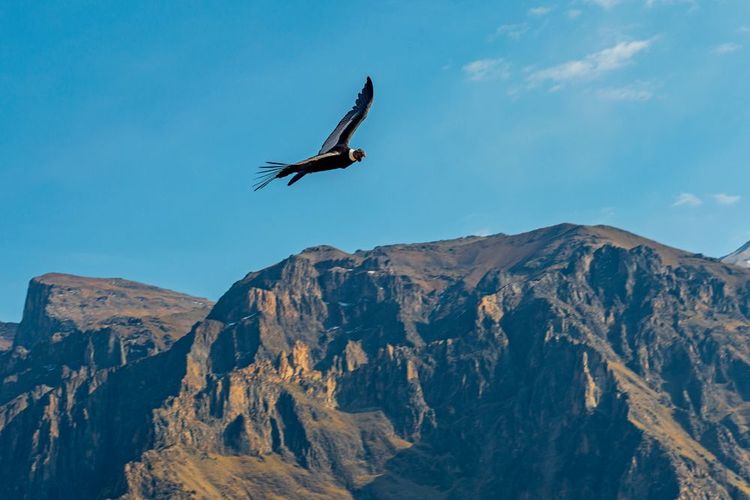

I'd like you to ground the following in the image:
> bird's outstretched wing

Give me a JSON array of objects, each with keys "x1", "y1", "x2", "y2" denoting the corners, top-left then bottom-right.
[{"x1": 319, "y1": 76, "x2": 374, "y2": 154}]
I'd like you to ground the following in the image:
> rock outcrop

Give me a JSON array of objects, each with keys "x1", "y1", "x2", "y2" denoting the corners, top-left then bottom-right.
[
  {"x1": 0, "y1": 274, "x2": 212, "y2": 499},
  {"x1": 0, "y1": 322, "x2": 16, "y2": 351},
  {"x1": 14, "y1": 273, "x2": 212, "y2": 357},
  {"x1": 3, "y1": 226, "x2": 750, "y2": 499}
]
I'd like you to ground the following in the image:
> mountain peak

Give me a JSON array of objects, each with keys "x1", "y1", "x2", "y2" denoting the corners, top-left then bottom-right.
[
  {"x1": 142, "y1": 223, "x2": 750, "y2": 497},
  {"x1": 4, "y1": 225, "x2": 750, "y2": 498},
  {"x1": 15, "y1": 272, "x2": 213, "y2": 351}
]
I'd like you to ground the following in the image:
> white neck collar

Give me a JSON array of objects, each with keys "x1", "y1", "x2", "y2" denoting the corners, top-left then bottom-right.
[{"x1": 348, "y1": 148, "x2": 357, "y2": 162}]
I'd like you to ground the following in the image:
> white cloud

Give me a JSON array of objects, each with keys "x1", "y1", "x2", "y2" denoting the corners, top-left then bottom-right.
[
  {"x1": 739, "y1": 26, "x2": 750, "y2": 34},
  {"x1": 492, "y1": 23, "x2": 529, "y2": 40},
  {"x1": 713, "y1": 193, "x2": 741, "y2": 205},
  {"x1": 567, "y1": 9, "x2": 583, "y2": 19},
  {"x1": 529, "y1": 6, "x2": 552, "y2": 16},
  {"x1": 528, "y1": 39, "x2": 653, "y2": 87},
  {"x1": 587, "y1": 0, "x2": 619, "y2": 8},
  {"x1": 713, "y1": 43, "x2": 742, "y2": 55},
  {"x1": 462, "y1": 58, "x2": 511, "y2": 81},
  {"x1": 672, "y1": 193, "x2": 703, "y2": 207},
  {"x1": 646, "y1": 0, "x2": 697, "y2": 8},
  {"x1": 598, "y1": 81, "x2": 655, "y2": 101}
]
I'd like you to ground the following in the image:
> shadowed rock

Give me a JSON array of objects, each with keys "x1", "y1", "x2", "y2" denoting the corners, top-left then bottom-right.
[
  {"x1": 0, "y1": 274, "x2": 213, "y2": 499},
  {"x1": 3, "y1": 225, "x2": 750, "y2": 499},
  {"x1": 0, "y1": 322, "x2": 16, "y2": 351}
]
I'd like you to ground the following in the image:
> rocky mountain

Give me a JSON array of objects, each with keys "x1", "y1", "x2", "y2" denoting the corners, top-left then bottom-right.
[
  {"x1": 724, "y1": 241, "x2": 750, "y2": 269},
  {"x1": 0, "y1": 274, "x2": 213, "y2": 499},
  {"x1": 13, "y1": 273, "x2": 213, "y2": 353},
  {"x1": 0, "y1": 322, "x2": 17, "y2": 351},
  {"x1": 2, "y1": 224, "x2": 750, "y2": 499}
]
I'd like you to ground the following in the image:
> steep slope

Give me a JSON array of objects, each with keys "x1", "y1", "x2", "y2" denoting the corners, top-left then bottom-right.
[
  {"x1": 0, "y1": 274, "x2": 213, "y2": 499},
  {"x1": 3, "y1": 226, "x2": 750, "y2": 499},
  {"x1": 724, "y1": 241, "x2": 750, "y2": 269},
  {"x1": 122, "y1": 224, "x2": 750, "y2": 499}
]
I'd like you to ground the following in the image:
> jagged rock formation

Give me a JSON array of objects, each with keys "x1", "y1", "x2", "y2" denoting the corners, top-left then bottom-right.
[
  {"x1": 724, "y1": 241, "x2": 750, "y2": 269},
  {"x1": 3, "y1": 225, "x2": 750, "y2": 499},
  {"x1": 14, "y1": 273, "x2": 212, "y2": 356},
  {"x1": 0, "y1": 274, "x2": 213, "y2": 499},
  {"x1": 0, "y1": 322, "x2": 16, "y2": 351}
]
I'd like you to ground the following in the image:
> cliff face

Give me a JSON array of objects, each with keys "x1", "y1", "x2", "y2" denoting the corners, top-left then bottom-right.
[
  {"x1": 14, "y1": 273, "x2": 212, "y2": 356},
  {"x1": 0, "y1": 274, "x2": 213, "y2": 499},
  {"x1": 3, "y1": 225, "x2": 750, "y2": 499},
  {"x1": 0, "y1": 322, "x2": 16, "y2": 351}
]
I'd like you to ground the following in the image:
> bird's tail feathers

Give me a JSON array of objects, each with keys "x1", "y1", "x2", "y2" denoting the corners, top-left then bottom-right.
[{"x1": 253, "y1": 162, "x2": 288, "y2": 191}]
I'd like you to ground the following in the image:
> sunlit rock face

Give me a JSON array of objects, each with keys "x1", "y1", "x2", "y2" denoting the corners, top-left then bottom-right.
[
  {"x1": 0, "y1": 274, "x2": 212, "y2": 499},
  {"x1": 14, "y1": 273, "x2": 212, "y2": 358},
  {"x1": 3, "y1": 225, "x2": 750, "y2": 499}
]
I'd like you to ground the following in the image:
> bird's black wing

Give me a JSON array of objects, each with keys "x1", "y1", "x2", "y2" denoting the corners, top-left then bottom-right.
[{"x1": 319, "y1": 76, "x2": 374, "y2": 154}]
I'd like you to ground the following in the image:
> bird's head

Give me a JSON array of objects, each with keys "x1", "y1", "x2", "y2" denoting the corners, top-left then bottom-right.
[{"x1": 353, "y1": 148, "x2": 366, "y2": 162}]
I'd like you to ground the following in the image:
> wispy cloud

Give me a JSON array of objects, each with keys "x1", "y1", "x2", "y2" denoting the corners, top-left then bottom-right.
[
  {"x1": 598, "y1": 81, "x2": 655, "y2": 101},
  {"x1": 528, "y1": 6, "x2": 552, "y2": 16},
  {"x1": 491, "y1": 23, "x2": 529, "y2": 40},
  {"x1": 463, "y1": 58, "x2": 511, "y2": 81},
  {"x1": 586, "y1": 0, "x2": 619, "y2": 8},
  {"x1": 672, "y1": 193, "x2": 703, "y2": 207},
  {"x1": 567, "y1": 9, "x2": 583, "y2": 19},
  {"x1": 646, "y1": 0, "x2": 698, "y2": 9},
  {"x1": 527, "y1": 39, "x2": 653, "y2": 88},
  {"x1": 713, "y1": 193, "x2": 741, "y2": 205},
  {"x1": 713, "y1": 42, "x2": 742, "y2": 55}
]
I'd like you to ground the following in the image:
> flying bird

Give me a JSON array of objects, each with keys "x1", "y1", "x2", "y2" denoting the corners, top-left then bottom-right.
[{"x1": 254, "y1": 76, "x2": 374, "y2": 191}]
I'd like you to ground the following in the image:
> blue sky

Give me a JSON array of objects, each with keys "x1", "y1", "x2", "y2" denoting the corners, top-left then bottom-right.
[{"x1": 1, "y1": 1, "x2": 749, "y2": 320}]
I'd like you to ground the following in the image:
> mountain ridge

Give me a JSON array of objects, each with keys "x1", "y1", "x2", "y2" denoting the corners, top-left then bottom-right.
[
  {"x1": 2, "y1": 224, "x2": 750, "y2": 498},
  {"x1": 15, "y1": 272, "x2": 212, "y2": 352}
]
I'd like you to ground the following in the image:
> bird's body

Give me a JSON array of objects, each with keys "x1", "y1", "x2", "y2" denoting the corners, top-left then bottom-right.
[
  {"x1": 280, "y1": 146, "x2": 357, "y2": 176},
  {"x1": 254, "y1": 77, "x2": 373, "y2": 190}
]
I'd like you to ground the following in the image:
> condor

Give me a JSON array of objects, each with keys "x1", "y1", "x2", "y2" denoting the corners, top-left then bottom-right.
[{"x1": 254, "y1": 76, "x2": 374, "y2": 191}]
